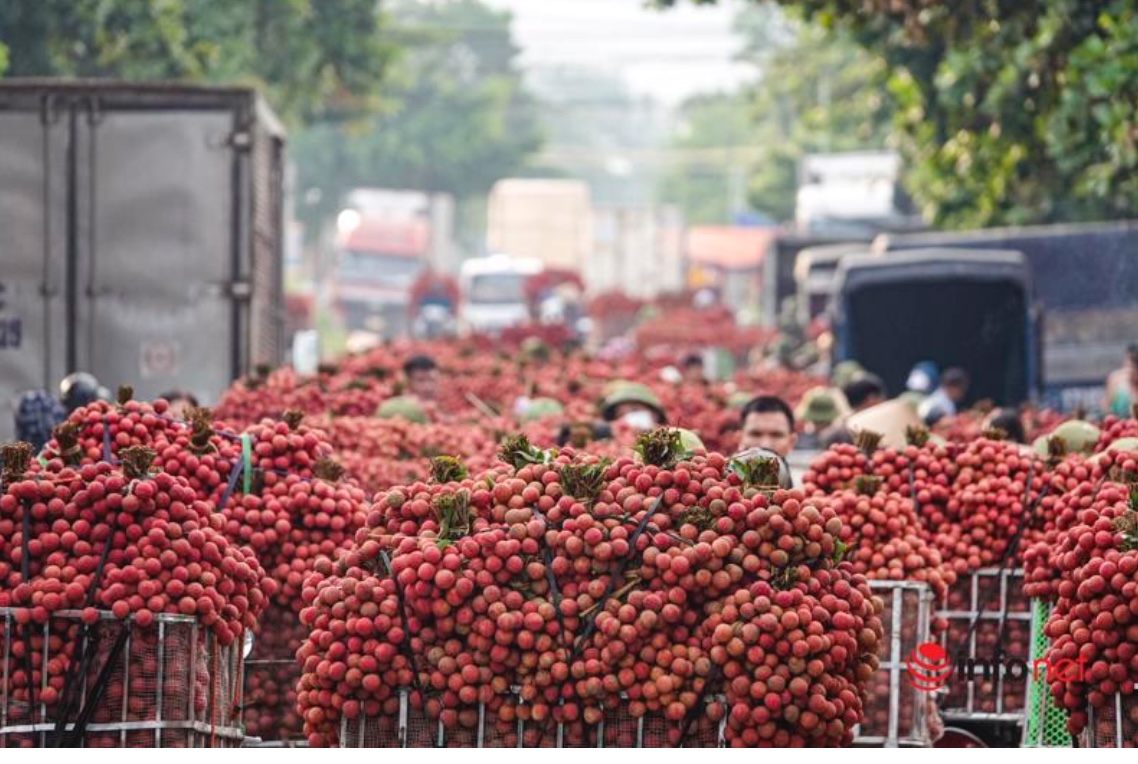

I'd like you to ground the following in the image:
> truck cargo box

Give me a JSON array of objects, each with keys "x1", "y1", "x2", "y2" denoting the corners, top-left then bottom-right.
[{"x1": 0, "y1": 81, "x2": 285, "y2": 440}]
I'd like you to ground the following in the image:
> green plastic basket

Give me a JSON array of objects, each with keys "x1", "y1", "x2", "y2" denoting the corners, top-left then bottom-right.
[{"x1": 1022, "y1": 599, "x2": 1073, "y2": 747}]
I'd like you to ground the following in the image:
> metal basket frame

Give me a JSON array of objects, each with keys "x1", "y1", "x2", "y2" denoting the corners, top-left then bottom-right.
[
  {"x1": 936, "y1": 568, "x2": 1030, "y2": 723},
  {"x1": 853, "y1": 580, "x2": 934, "y2": 748},
  {"x1": 338, "y1": 690, "x2": 728, "y2": 748},
  {"x1": 1, "y1": 607, "x2": 245, "y2": 747},
  {"x1": 1085, "y1": 693, "x2": 1130, "y2": 748}
]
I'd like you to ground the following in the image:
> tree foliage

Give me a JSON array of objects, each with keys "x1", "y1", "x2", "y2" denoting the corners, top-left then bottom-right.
[
  {"x1": 292, "y1": 0, "x2": 542, "y2": 235},
  {"x1": 658, "y1": 4, "x2": 892, "y2": 224},
  {"x1": 0, "y1": 0, "x2": 388, "y2": 121},
  {"x1": 659, "y1": 0, "x2": 1138, "y2": 228}
]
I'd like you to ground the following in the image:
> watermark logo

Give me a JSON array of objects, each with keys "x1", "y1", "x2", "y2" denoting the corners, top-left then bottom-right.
[
  {"x1": 906, "y1": 642, "x2": 954, "y2": 691},
  {"x1": 906, "y1": 641, "x2": 1088, "y2": 693}
]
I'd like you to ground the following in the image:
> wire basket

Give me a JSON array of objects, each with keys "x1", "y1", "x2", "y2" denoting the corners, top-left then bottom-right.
[
  {"x1": 1, "y1": 608, "x2": 244, "y2": 747},
  {"x1": 339, "y1": 690, "x2": 726, "y2": 748},
  {"x1": 854, "y1": 580, "x2": 934, "y2": 747},
  {"x1": 242, "y1": 603, "x2": 305, "y2": 742},
  {"x1": 1084, "y1": 694, "x2": 1138, "y2": 748},
  {"x1": 936, "y1": 568, "x2": 1031, "y2": 722}
]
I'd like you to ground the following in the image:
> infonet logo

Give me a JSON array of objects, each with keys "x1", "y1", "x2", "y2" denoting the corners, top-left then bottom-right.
[
  {"x1": 905, "y1": 641, "x2": 1088, "y2": 692},
  {"x1": 905, "y1": 642, "x2": 954, "y2": 691}
]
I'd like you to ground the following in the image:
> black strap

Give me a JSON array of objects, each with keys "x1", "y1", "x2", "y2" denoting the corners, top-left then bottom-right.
[
  {"x1": 214, "y1": 453, "x2": 246, "y2": 513},
  {"x1": 675, "y1": 662, "x2": 722, "y2": 747},
  {"x1": 570, "y1": 497, "x2": 660, "y2": 662},
  {"x1": 57, "y1": 620, "x2": 132, "y2": 747},
  {"x1": 52, "y1": 499, "x2": 122, "y2": 740},
  {"x1": 948, "y1": 461, "x2": 1047, "y2": 669},
  {"x1": 378, "y1": 550, "x2": 424, "y2": 697},
  {"x1": 529, "y1": 506, "x2": 567, "y2": 645},
  {"x1": 101, "y1": 416, "x2": 113, "y2": 463}
]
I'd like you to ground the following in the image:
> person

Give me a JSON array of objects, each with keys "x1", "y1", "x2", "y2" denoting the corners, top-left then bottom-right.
[
  {"x1": 680, "y1": 353, "x2": 705, "y2": 385},
  {"x1": 402, "y1": 355, "x2": 439, "y2": 403},
  {"x1": 159, "y1": 389, "x2": 199, "y2": 420},
  {"x1": 1104, "y1": 345, "x2": 1138, "y2": 417},
  {"x1": 59, "y1": 372, "x2": 105, "y2": 414},
  {"x1": 906, "y1": 361, "x2": 939, "y2": 396},
  {"x1": 599, "y1": 381, "x2": 666, "y2": 432},
  {"x1": 919, "y1": 367, "x2": 970, "y2": 425},
  {"x1": 842, "y1": 373, "x2": 886, "y2": 413},
  {"x1": 830, "y1": 360, "x2": 865, "y2": 390},
  {"x1": 794, "y1": 387, "x2": 841, "y2": 450},
  {"x1": 557, "y1": 421, "x2": 613, "y2": 448},
  {"x1": 983, "y1": 407, "x2": 1026, "y2": 444},
  {"x1": 14, "y1": 389, "x2": 66, "y2": 452},
  {"x1": 738, "y1": 395, "x2": 796, "y2": 458}
]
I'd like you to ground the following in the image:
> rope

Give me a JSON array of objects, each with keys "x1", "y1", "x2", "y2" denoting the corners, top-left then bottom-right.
[{"x1": 675, "y1": 663, "x2": 722, "y2": 748}]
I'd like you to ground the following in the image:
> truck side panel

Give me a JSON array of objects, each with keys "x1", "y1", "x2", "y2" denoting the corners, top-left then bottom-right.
[
  {"x1": 82, "y1": 109, "x2": 238, "y2": 406},
  {"x1": 0, "y1": 109, "x2": 69, "y2": 440}
]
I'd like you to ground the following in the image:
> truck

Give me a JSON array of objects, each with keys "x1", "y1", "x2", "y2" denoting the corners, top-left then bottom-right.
[
  {"x1": 486, "y1": 179, "x2": 591, "y2": 275},
  {"x1": 873, "y1": 221, "x2": 1138, "y2": 409},
  {"x1": 830, "y1": 249, "x2": 1038, "y2": 406},
  {"x1": 458, "y1": 254, "x2": 543, "y2": 335},
  {"x1": 793, "y1": 243, "x2": 870, "y2": 326},
  {"x1": 795, "y1": 151, "x2": 919, "y2": 237},
  {"x1": 332, "y1": 188, "x2": 457, "y2": 340},
  {"x1": 0, "y1": 81, "x2": 286, "y2": 441},
  {"x1": 761, "y1": 232, "x2": 875, "y2": 328},
  {"x1": 588, "y1": 206, "x2": 685, "y2": 300}
]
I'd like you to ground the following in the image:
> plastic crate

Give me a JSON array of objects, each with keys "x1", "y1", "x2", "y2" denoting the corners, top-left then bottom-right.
[
  {"x1": 1022, "y1": 599, "x2": 1073, "y2": 747},
  {"x1": 936, "y1": 568, "x2": 1031, "y2": 722},
  {"x1": 0, "y1": 608, "x2": 244, "y2": 747},
  {"x1": 338, "y1": 690, "x2": 726, "y2": 748},
  {"x1": 854, "y1": 580, "x2": 934, "y2": 748}
]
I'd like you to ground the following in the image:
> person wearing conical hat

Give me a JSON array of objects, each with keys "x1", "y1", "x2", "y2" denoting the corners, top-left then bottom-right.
[
  {"x1": 376, "y1": 395, "x2": 428, "y2": 424},
  {"x1": 518, "y1": 397, "x2": 564, "y2": 423}
]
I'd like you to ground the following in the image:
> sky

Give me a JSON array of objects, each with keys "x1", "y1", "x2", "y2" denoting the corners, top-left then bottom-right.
[{"x1": 480, "y1": 0, "x2": 756, "y2": 105}]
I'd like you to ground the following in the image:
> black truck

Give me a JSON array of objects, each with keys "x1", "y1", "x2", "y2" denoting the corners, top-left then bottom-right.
[{"x1": 874, "y1": 221, "x2": 1138, "y2": 410}]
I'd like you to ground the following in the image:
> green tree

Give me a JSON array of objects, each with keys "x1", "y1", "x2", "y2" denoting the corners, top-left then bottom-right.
[
  {"x1": 743, "y1": 17, "x2": 894, "y2": 221},
  {"x1": 661, "y1": 0, "x2": 1138, "y2": 228},
  {"x1": 656, "y1": 4, "x2": 892, "y2": 224},
  {"x1": 292, "y1": 0, "x2": 542, "y2": 239},
  {"x1": 0, "y1": 0, "x2": 388, "y2": 121}
]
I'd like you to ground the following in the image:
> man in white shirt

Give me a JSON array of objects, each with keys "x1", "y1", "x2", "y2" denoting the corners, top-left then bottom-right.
[{"x1": 919, "y1": 367, "x2": 970, "y2": 425}]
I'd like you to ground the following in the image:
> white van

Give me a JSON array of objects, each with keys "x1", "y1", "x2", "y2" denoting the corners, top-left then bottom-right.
[{"x1": 458, "y1": 254, "x2": 544, "y2": 335}]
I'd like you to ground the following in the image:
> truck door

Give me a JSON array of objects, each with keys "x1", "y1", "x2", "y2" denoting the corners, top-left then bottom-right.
[
  {"x1": 79, "y1": 102, "x2": 239, "y2": 405},
  {"x1": 0, "y1": 99, "x2": 69, "y2": 440}
]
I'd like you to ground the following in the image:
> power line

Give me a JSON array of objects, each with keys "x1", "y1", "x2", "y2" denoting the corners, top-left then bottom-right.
[{"x1": 384, "y1": 23, "x2": 743, "y2": 39}]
